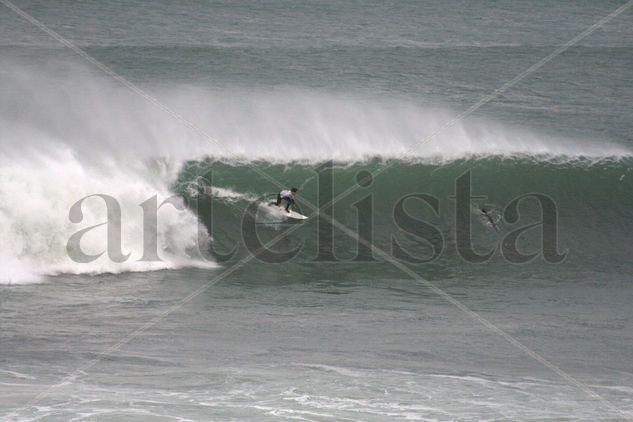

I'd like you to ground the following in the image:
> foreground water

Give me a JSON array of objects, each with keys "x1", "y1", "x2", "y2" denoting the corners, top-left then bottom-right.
[{"x1": 3, "y1": 268, "x2": 633, "y2": 421}]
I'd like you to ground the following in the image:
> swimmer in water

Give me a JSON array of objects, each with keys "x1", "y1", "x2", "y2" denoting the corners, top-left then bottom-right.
[{"x1": 481, "y1": 208, "x2": 500, "y2": 232}]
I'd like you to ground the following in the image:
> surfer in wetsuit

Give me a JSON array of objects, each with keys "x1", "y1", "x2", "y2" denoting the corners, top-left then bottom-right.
[
  {"x1": 275, "y1": 188, "x2": 298, "y2": 213},
  {"x1": 481, "y1": 208, "x2": 500, "y2": 232}
]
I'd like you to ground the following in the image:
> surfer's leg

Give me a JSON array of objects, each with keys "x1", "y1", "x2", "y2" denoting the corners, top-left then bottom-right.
[{"x1": 275, "y1": 194, "x2": 282, "y2": 206}]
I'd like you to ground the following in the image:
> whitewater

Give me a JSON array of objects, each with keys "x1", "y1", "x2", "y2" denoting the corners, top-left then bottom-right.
[{"x1": 1, "y1": 57, "x2": 631, "y2": 284}]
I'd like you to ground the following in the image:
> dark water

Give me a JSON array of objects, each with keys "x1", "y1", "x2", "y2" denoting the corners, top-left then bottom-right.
[
  {"x1": 176, "y1": 158, "x2": 633, "y2": 272},
  {"x1": 1, "y1": 0, "x2": 633, "y2": 420}
]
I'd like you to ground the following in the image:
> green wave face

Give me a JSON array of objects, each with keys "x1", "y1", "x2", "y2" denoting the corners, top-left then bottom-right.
[{"x1": 176, "y1": 157, "x2": 633, "y2": 282}]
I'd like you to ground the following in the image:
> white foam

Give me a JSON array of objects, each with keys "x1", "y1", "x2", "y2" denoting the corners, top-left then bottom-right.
[
  {"x1": 3, "y1": 59, "x2": 629, "y2": 166},
  {"x1": 1, "y1": 58, "x2": 631, "y2": 282},
  {"x1": 0, "y1": 258, "x2": 42, "y2": 285},
  {"x1": 164, "y1": 86, "x2": 632, "y2": 162},
  {"x1": 0, "y1": 148, "x2": 215, "y2": 283}
]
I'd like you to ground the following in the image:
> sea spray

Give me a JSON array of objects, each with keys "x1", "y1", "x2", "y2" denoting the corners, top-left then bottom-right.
[{"x1": 1, "y1": 58, "x2": 631, "y2": 282}]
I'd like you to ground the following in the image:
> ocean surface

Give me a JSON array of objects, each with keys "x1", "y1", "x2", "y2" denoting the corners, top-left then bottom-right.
[{"x1": 2, "y1": 1, "x2": 633, "y2": 420}]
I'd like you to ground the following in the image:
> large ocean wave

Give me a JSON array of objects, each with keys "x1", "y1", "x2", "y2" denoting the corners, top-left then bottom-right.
[{"x1": 1, "y1": 59, "x2": 631, "y2": 283}]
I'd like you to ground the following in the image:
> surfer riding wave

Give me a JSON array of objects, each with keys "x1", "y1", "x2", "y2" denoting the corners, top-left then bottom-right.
[{"x1": 271, "y1": 188, "x2": 298, "y2": 213}]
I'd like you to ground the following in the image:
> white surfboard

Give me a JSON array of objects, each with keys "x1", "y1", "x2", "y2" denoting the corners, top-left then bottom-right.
[{"x1": 270, "y1": 204, "x2": 308, "y2": 220}]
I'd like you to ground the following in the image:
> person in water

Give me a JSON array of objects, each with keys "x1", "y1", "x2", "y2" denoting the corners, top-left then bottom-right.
[
  {"x1": 275, "y1": 188, "x2": 298, "y2": 213},
  {"x1": 481, "y1": 208, "x2": 500, "y2": 232}
]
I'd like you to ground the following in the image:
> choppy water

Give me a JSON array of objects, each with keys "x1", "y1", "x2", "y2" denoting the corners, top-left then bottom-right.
[{"x1": 1, "y1": 1, "x2": 633, "y2": 420}]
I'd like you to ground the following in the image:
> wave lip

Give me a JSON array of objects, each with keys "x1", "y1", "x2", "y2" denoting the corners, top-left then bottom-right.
[
  {"x1": 1, "y1": 59, "x2": 631, "y2": 283},
  {"x1": 160, "y1": 88, "x2": 632, "y2": 164}
]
